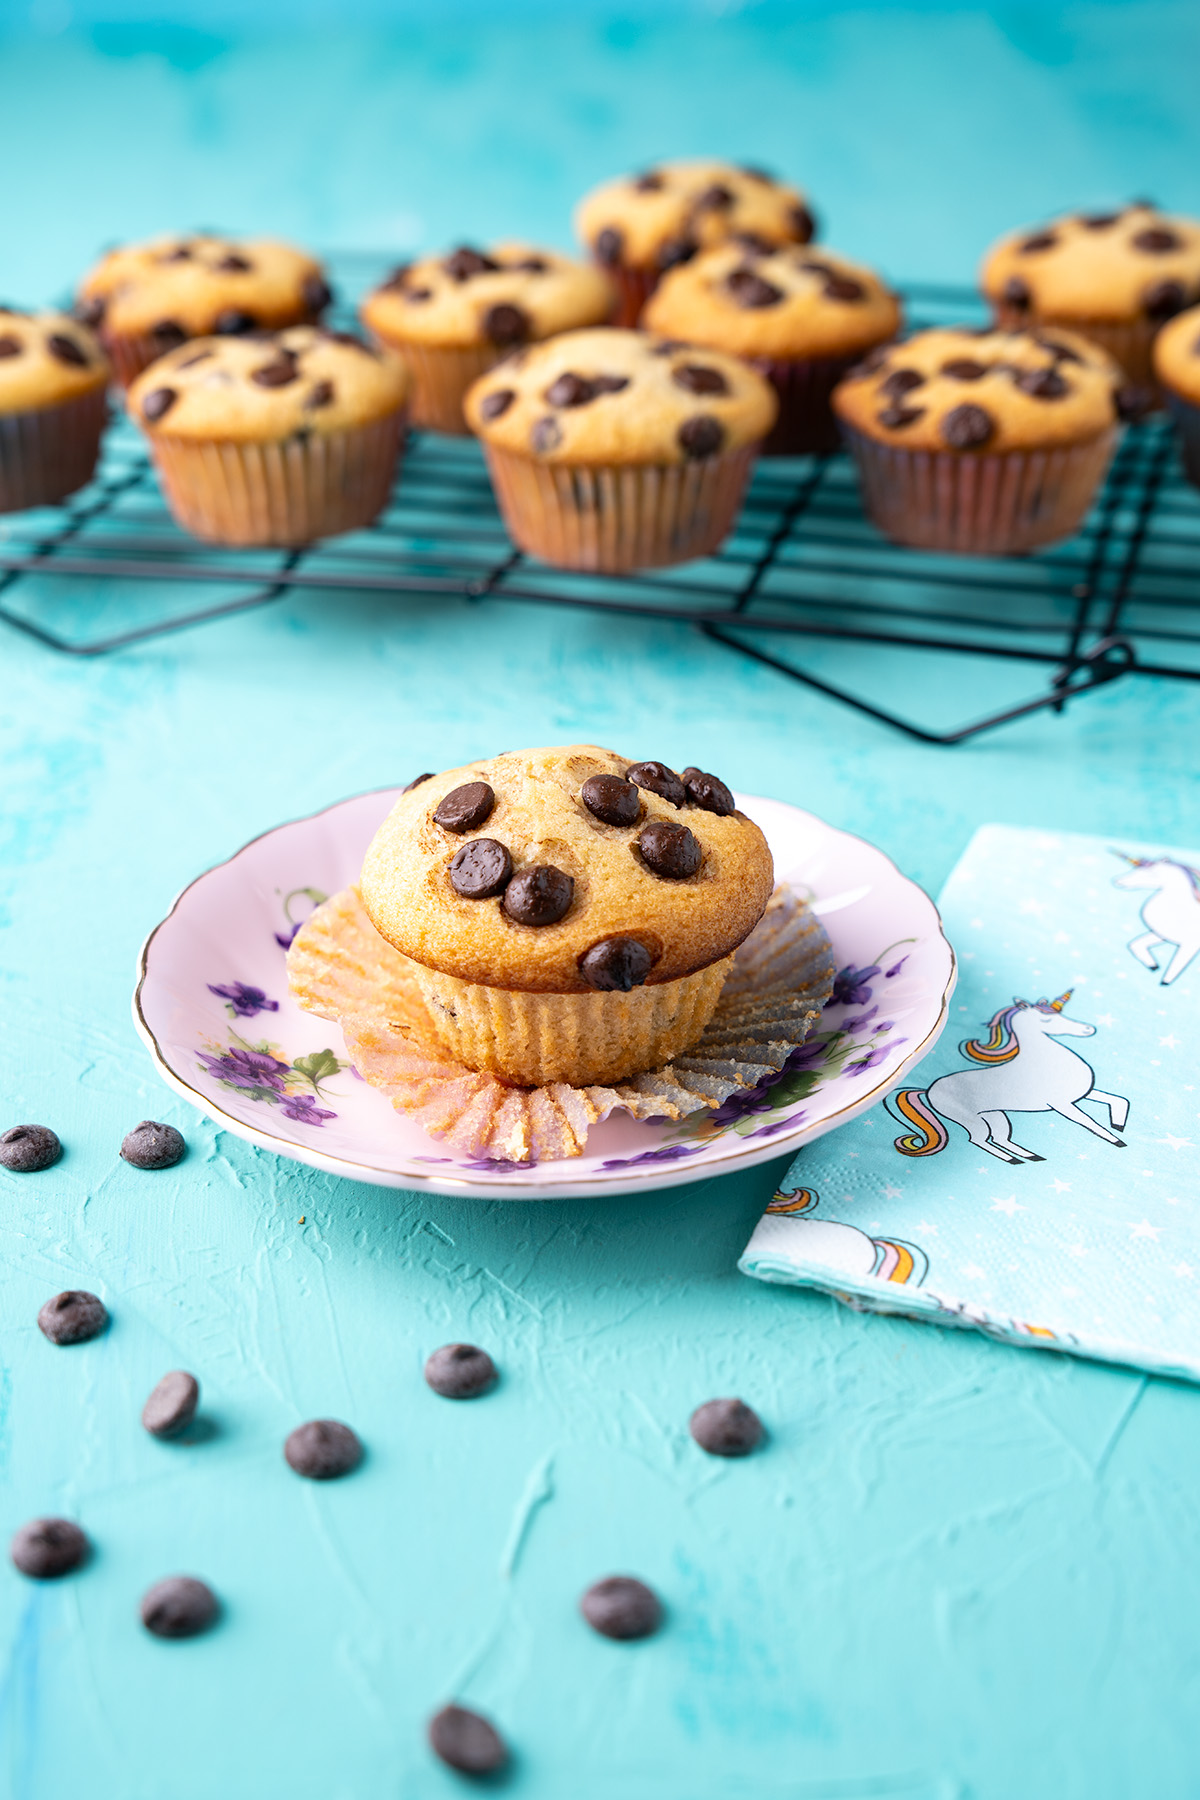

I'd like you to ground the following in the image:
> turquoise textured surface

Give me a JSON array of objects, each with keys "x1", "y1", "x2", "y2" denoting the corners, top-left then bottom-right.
[{"x1": 2, "y1": 7, "x2": 1200, "y2": 1797}]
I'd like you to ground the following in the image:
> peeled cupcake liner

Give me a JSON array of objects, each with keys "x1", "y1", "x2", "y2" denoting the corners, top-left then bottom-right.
[
  {"x1": 481, "y1": 441, "x2": 759, "y2": 573},
  {"x1": 1164, "y1": 391, "x2": 1200, "y2": 489},
  {"x1": 287, "y1": 883, "x2": 835, "y2": 1163},
  {"x1": 0, "y1": 387, "x2": 108, "y2": 513},
  {"x1": 991, "y1": 303, "x2": 1163, "y2": 401},
  {"x1": 840, "y1": 420, "x2": 1119, "y2": 555},
  {"x1": 146, "y1": 411, "x2": 405, "y2": 547}
]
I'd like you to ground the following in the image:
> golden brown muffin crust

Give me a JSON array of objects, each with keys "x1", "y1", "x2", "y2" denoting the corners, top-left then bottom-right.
[
  {"x1": 360, "y1": 243, "x2": 614, "y2": 351},
  {"x1": 76, "y1": 233, "x2": 329, "y2": 340},
  {"x1": 0, "y1": 309, "x2": 108, "y2": 412},
  {"x1": 981, "y1": 204, "x2": 1200, "y2": 326},
  {"x1": 1153, "y1": 302, "x2": 1200, "y2": 405},
  {"x1": 576, "y1": 159, "x2": 813, "y2": 272},
  {"x1": 360, "y1": 745, "x2": 775, "y2": 994}
]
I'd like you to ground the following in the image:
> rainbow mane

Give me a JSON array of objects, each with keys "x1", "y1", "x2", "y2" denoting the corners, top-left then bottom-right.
[
  {"x1": 1169, "y1": 859, "x2": 1200, "y2": 897},
  {"x1": 961, "y1": 1004, "x2": 1022, "y2": 1063}
]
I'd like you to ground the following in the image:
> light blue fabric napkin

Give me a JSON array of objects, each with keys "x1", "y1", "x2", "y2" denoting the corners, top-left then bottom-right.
[{"x1": 741, "y1": 825, "x2": 1200, "y2": 1381}]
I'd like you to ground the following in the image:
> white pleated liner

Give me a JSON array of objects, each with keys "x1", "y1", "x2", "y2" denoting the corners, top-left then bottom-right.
[
  {"x1": 288, "y1": 884, "x2": 835, "y2": 1163},
  {"x1": 0, "y1": 388, "x2": 107, "y2": 513}
]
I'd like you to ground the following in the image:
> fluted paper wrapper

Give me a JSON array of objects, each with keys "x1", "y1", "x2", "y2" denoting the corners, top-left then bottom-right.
[
  {"x1": 375, "y1": 339, "x2": 508, "y2": 435},
  {"x1": 992, "y1": 305, "x2": 1163, "y2": 399},
  {"x1": 842, "y1": 422, "x2": 1117, "y2": 555},
  {"x1": 0, "y1": 388, "x2": 107, "y2": 513},
  {"x1": 148, "y1": 413, "x2": 405, "y2": 546},
  {"x1": 755, "y1": 351, "x2": 863, "y2": 456},
  {"x1": 602, "y1": 264, "x2": 659, "y2": 329},
  {"x1": 288, "y1": 884, "x2": 835, "y2": 1163},
  {"x1": 482, "y1": 441, "x2": 759, "y2": 572}
]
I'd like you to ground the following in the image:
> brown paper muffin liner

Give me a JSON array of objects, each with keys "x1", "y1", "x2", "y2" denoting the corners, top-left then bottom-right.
[
  {"x1": 371, "y1": 339, "x2": 509, "y2": 435},
  {"x1": 148, "y1": 412, "x2": 405, "y2": 546},
  {"x1": 0, "y1": 388, "x2": 107, "y2": 513},
  {"x1": 482, "y1": 441, "x2": 759, "y2": 572},
  {"x1": 992, "y1": 305, "x2": 1162, "y2": 400},
  {"x1": 755, "y1": 351, "x2": 864, "y2": 456},
  {"x1": 1165, "y1": 392, "x2": 1200, "y2": 489},
  {"x1": 841, "y1": 422, "x2": 1118, "y2": 555},
  {"x1": 288, "y1": 884, "x2": 835, "y2": 1162},
  {"x1": 603, "y1": 264, "x2": 659, "y2": 329}
]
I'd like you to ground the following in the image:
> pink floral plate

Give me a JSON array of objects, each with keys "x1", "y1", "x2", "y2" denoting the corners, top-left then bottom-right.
[{"x1": 133, "y1": 789, "x2": 956, "y2": 1200}]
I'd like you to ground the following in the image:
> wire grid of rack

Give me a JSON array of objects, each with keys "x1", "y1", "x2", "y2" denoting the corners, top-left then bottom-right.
[{"x1": 1, "y1": 263, "x2": 1197, "y2": 743}]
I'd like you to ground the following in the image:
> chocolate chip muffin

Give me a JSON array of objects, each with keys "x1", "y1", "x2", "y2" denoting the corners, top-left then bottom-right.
[
  {"x1": 1154, "y1": 304, "x2": 1200, "y2": 488},
  {"x1": 128, "y1": 326, "x2": 408, "y2": 546},
  {"x1": 359, "y1": 745, "x2": 774, "y2": 1085},
  {"x1": 644, "y1": 243, "x2": 900, "y2": 454},
  {"x1": 0, "y1": 307, "x2": 108, "y2": 512},
  {"x1": 75, "y1": 233, "x2": 332, "y2": 387},
  {"x1": 980, "y1": 203, "x2": 1200, "y2": 397},
  {"x1": 359, "y1": 243, "x2": 614, "y2": 434},
  {"x1": 833, "y1": 325, "x2": 1124, "y2": 553},
  {"x1": 464, "y1": 327, "x2": 776, "y2": 571},
  {"x1": 575, "y1": 160, "x2": 815, "y2": 327}
]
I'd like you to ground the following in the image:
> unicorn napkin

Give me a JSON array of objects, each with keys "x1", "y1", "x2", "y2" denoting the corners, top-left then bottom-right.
[{"x1": 740, "y1": 824, "x2": 1200, "y2": 1382}]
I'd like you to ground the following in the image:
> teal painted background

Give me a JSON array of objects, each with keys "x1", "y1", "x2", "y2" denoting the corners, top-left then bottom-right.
[{"x1": 2, "y1": 4, "x2": 1199, "y2": 1796}]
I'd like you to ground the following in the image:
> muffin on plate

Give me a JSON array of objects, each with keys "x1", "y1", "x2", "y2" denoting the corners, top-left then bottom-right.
[
  {"x1": 464, "y1": 327, "x2": 776, "y2": 571},
  {"x1": 128, "y1": 326, "x2": 408, "y2": 546},
  {"x1": 980, "y1": 202, "x2": 1200, "y2": 397},
  {"x1": 0, "y1": 307, "x2": 108, "y2": 512},
  {"x1": 1154, "y1": 303, "x2": 1200, "y2": 487},
  {"x1": 359, "y1": 243, "x2": 614, "y2": 434},
  {"x1": 75, "y1": 233, "x2": 332, "y2": 386},
  {"x1": 833, "y1": 325, "x2": 1125, "y2": 554},
  {"x1": 644, "y1": 242, "x2": 900, "y2": 454},
  {"x1": 575, "y1": 160, "x2": 815, "y2": 327},
  {"x1": 359, "y1": 745, "x2": 774, "y2": 1086}
]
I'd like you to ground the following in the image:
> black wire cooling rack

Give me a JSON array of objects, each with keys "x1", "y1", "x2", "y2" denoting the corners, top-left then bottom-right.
[{"x1": 1, "y1": 263, "x2": 1197, "y2": 744}]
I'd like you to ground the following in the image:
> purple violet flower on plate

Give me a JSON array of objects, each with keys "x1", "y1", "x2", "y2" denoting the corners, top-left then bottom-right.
[{"x1": 208, "y1": 982, "x2": 279, "y2": 1019}]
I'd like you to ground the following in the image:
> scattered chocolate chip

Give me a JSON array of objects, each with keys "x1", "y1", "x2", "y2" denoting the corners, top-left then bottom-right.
[
  {"x1": 251, "y1": 355, "x2": 299, "y2": 388},
  {"x1": 449, "y1": 837, "x2": 513, "y2": 899},
  {"x1": 150, "y1": 320, "x2": 187, "y2": 349},
  {"x1": 595, "y1": 226, "x2": 624, "y2": 267},
  {"x1": 404, "y1": 771, "x2": 434, "y2": 791},
  {"x1": 480, "y1": 388, "x2": 515, "y2": 422},
  {"x1": 1133, "y1": 226, "x2": 1182, "y2": 254},
  {"x1": 592, "y1": 373, "x2": 630, "y2": 395},
  {"x1": 1144, "y1": 279, "x2": 1187, "y2": 320},
  {"x1": 580, "y1": 1576, "x2": 662, "y2": 1641},
  {"x1": 1081, "y1": 212, "x2": 1119, "y2": 230},
  {"x1": 879, "y1": 367, "x2": 925, "y2": 398},
  {"x1": 141, "y1": 387, "x2": 178, "y2": 424},
  {"x1": 689, "y1": 1396, "x2": 765, "y2": 1456},
  {"x1": 634, "y1": 170, "x2": 664, "y2": 192},
  {"x1": 483, "y1": 302, "x2": 530, "y2": 346},
  {"x1": 424, "y1": 1343, "x2": 498, "y2": 1399},
  {"x1": 11, "y1": 1518, "x2": 89, "y2": 1579},
  {"x1": 511, "y1": 254, "x2": 548, "y2": 272},
  {"x1": 682, "y1": 767, "x2": 735, "y2": 815},
  {"x1": 638, "y1": 819, "x2": 701, "y2": 880},
  {"x1": 1019, "y1": 232, "x2": 1058, "y2": 253},
  {"x1": 38, "y1": 1290, "x2": 108, "y2": 1346},
  {"x1": 73, "y1": 296, "x2": 105, "y2": 328},
  {"x1": 435, "y1": 781, "x2": 495, "y2": 832},
  {"x1": 1037, "y1": 336, "x2": 1084, "y2": 364},
  {"x1": 215, "y1": 251, "x2": 252, "y2": 273},
  {"x1": 1001, "y1": 276, "x2": 1031, "y2": 310},
  {"x1": 941, "y1": 402, "x2": 996, "y2": 449},
  {"x1": 502, "y1": 865, "x2": 574, "y2": 926},
  {"x1": 428, "y1": 1705, "x2": 508, "y2": 1776},
  {"x1": 656, "y1": 237, "x2": 697, "y2": 272},
  {"x1": 940, "y1": 358, "x2": 987, "y2": 381},
  {"x1": 284, "y1": 1419, "x2": 363, "y2": 1480},
  {"x1": 214, "y1": 308, "x2": 258, "y2": 335},
  {"x1": 46, "y1": 332, "x2": 87, "y2": 367},
  {"x1": 304, "y1": 379, "x2": 335, "y2": 409},
  {"x1": 530, "y1": 415, "x2": 562, "y2": 454},
  {"x1": 824, "y1": 275, "x2": 865, "y2": 303},
  {"x1": 578, "y1": 937, "x2": 653, "y2": 992},
  {"x1": 176, "y1": 348, "x2": 214, "y2": 369},
  {"x1": 581, "y1": 772, "x2": 640, "y2": 825},
  {"x1": 678, "y1": 414, "x2": 725, "y2": 459},
  {"x1": 673, "y1": 363, "x2": 729, "y2": 396},
  {"x1": 142, "y1": 1371, "x2": 200, "y2": 1438},
  {"x1": 444, "y1": 246, "x2": 499, "y2": 282},
  {"x1": 625, "y1": 761, "x2": 685, "y2": 806},
  {"x1": 1, "y1": 1124, "x2": 61, "y2": 1172},
  {"x1": 1015, "y1": 366, "x2": 1069, "y2": 399},
  {"x1": 0, "y1": 334, "x2": 21, "y2": 358},
  {"x1": 877, "y1": 403, "x2": 925, "y2": 430},
  {"x1": 696, "y1": 182, "x2": 734, "y2": 212},
  {"x1": 140, "y1": 1576, "x2": 219, "y2": 1639},
  {"x1": 726, "y1": 266, "x2": 784, "y2": 309},
  {"x1": 790, "y1": 203, "x2": 816, "y2": 242},
  {"x1": 546, "y1": 371, "x2": 596, "y2": 408},
  {"x1": 303, "y1": 273, "x2": 333, "y2": 313},
  {"x1": 121, "y1": 1121, "x2": 186, "y2": 1169}
]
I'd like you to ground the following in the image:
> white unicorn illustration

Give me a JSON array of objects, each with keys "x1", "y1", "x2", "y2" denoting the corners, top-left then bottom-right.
[
  {"x1": 886, "y1": 991, "x2": 1129, "y2": 1165},
  {"x1": 1113, "y1": 852, "x2": 1200, "y2": 987},
  {"x1": 749, "y1": 1186, "x2": 929, "y2": 1286}
]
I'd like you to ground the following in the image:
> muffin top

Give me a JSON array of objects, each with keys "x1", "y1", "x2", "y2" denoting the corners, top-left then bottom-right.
[
  {"x1": 981, "y1": 204, "x2": 1200, "y2": 325},
  {"x1": 360, "y1": 745, "x2": 775, "y2": 994},
  {"x1": 360, "y1": 243, "x2": 614, "y2": 351},
  {"x1": 575, "y1": 160, "x2": 814, "y2": 274},
  {"x1": 464, "y1": 327, "x2": 776, "y2": 465},
  {"x1": 1152, "y1": 303, "x2": 1200, "y2": 404},
  {"x1": 75, "y1": 234, "x2": 331, "y2": 342},
  {"x1": 833, "y1": 326, "x2": 1123, "y2": 453},
  {"x1": 127, "y1": 327, "x2": 409, "y2": 441},
  {"x1": 643, "y1": 243, "x2": 900, "y2": 360},
  {"x1": 0, "y1": 307, "x2": 108, "y2": 412}
]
